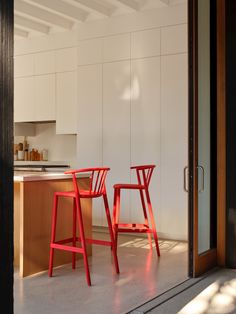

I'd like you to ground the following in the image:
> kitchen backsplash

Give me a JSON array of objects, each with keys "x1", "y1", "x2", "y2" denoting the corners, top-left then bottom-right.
[{"x1": 14, "y1": 123, "x2": 77, "y2": 168}]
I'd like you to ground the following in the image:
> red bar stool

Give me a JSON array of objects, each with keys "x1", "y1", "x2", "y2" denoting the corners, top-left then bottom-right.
[
  {"x1": 48, "y1": 167, "x2": 119, "y2": 286},
  {"x1": 112, "y1": 165, "x2": 160, "y2": 257}
]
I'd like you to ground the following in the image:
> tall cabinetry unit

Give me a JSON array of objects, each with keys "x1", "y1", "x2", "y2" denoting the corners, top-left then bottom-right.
[{"x1": 76, "y1": 23, "x2": 188, "y2": 239}]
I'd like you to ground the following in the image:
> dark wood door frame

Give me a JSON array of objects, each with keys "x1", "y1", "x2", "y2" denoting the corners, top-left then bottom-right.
[
  {"x1": 188, "y1": 0, "x2": 226, "y2": 276},
  {"x1": 216, "y1": 0, "x2": 226, "y2": 267},
  {"x1": 0, "y1": 0, "x2": 14, "y2": 312}
]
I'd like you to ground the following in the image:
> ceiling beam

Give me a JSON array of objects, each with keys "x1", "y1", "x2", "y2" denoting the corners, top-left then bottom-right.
[
  {"x1": 115, "y1": 0, "x2": 140, "y2": 11},
  {"x1": 28, "y1": 0, "x2": 88, "y2": 22},
  {"x1": 71, "y1": 0, "x2": 114, "y2": 17},
  {"x1": 14, "y1": 14, "x2": 50, "y2": 34},
  {"x1": 15, "y1": 0, "x2": 74, "y2": 29},
  {"x1": 14, "y1": 27, "x2": 29, "y2": 38}
]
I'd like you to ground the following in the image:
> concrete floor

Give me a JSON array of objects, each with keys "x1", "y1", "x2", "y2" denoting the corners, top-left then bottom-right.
[
  {"x1": 140, "y1": 268, "x2": 236, "y2": 314},
  {"x1": 14, "y1": 233, "x2": 188, "y2": 314}
]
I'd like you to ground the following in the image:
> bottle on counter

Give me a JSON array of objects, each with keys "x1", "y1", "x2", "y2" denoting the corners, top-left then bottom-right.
[
  {"x1": 42, "y1": 149, "x2": 48, "y2": 161},
  {"x1": 17, "y1": 143, "x2": 24, "y2": 161},
  {"x1": 30, "y1": 149, "x2": 35, "y2": 161},
  {"x1": 24, "y1": 141, "x2": 29, "y2": 161},
  {"x1": 35, "y1": 150, "x2": 40, "y2": 161},
  {"x1": 14, "y1": 144, "x2": 18, "y2": 161},
  {"x1": 40, "y1": 151, "x2": 43, "y2": 161}
]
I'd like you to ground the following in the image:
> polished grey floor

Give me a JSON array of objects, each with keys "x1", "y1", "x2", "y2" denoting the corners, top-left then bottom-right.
[
  {"x1": 142, "y1": 268, "x2": 236, "y2": 314},
  {"x1": 14, "y1": 233, "x2": 188, "y2": 314}
]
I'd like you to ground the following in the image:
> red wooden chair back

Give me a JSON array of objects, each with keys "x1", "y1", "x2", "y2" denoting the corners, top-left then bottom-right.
[
  {"x1": 131, "y1": 165, "x2": 155, "y2": 188},
  {"x1": 65, "y1": 167, "x2": 110, "y2": 197}
]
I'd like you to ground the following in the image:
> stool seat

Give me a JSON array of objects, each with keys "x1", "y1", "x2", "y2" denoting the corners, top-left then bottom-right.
[
  {"x1": 113, "y1": 183, "x2": 145, "y2": 190},
  {"x1": 55, "y1": 191, "x2": 76, "y2": 197},
  {"x1": 55, "y1": 190, "x2": 104, "y2": 198},
  {"x1": 112, "y1": 165, "x2": 160, "y2": 258},
  {"x1": 49, "y1": 167, "x2": 120, "y2": 286}
]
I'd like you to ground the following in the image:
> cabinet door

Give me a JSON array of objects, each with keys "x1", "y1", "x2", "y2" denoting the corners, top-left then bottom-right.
[
  {"x1": 77, "y1": 64, "x2": 102, "y2": 225},
  {"x1": 34, "y1": 74, "x2": 56, "y2": 121},
  {"x1": 14, "y1": 77, "x2": 36, "y2": 122},
  {"x1": 55, "y1": 48, "x2": 77, "y2": 72},
  {"x1": 56, "y1": 71, "x2": 77, "y2": 134},
  {"x1": 34, "y1": 51, "x2": 55, "y2": 75},
  {"x1": 161, "y1": 54, "x2": 188, "y2": 240},
  {"x1": 14, "y1": 55, "x2": 34, "y2": 78},
  {"x1": 103, "y1": 34, "x2": 130, "y2": 62},
  {"x1": 103, "y1": 61, "x2": 131, "y2": 224},
  {"x1": 131, "y1": 57, "x2": 161, "y2": 227}
]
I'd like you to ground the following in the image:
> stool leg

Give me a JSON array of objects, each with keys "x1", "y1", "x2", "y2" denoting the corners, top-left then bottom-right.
[
  {"x1": 112, "y1": 188, "x2": 117, "y2": 251},
  {"x1": 113, "y1": 188, "x2": 121, "y2": 252},
  {"x1": 49, "y1": 194, "x2": 58, "y2": 277},
  {"x1": 103, "y1": 193, "x2": 120, "y2": 274},
  {"x1": 139, "y1": 189, "x2": 152, "y2": 249},
  {"x1": 75, "y1": 196, "x2": 91, "y2": 286},
  {"x1": 72, "y1": 198, "x2": 77, "y2": 270},
  {"x1": 145, "y1": 190, "x2": 160, "y2": 257}
]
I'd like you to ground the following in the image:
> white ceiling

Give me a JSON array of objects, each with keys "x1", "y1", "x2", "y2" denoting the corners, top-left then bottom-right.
[{"x1": 14, "y1": 0, "x2": 186, "y2": 39}]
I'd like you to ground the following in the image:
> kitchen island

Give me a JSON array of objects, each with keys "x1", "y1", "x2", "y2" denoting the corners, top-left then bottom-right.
[{"x1": 14, "y1": 171, "x2": 92, "y2": 278}]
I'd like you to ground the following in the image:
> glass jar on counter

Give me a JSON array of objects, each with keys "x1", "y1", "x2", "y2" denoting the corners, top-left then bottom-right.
[{"x1": 42, "y1": 149, "x2": 48, "y2": 161}]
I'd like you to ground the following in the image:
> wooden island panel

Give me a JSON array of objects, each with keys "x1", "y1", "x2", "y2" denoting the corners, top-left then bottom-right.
[{"x1": 14, "y1": 177, "x2": 92, "y2": 277}]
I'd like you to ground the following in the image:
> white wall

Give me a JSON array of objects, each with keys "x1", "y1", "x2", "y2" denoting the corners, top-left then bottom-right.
[{"x1": 14, "y1": 3, "x2": 188, "y2": 240}]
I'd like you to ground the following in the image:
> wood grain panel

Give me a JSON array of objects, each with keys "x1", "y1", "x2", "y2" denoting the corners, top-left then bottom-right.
[{"x1": 14, "y1": 178, "x2": 92, "y2": 277}]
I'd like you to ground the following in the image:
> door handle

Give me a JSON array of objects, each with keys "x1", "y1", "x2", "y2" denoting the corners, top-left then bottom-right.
[
  {"x1": 197, "y1": 165, "x2": 205, "y2": 193},
  {"x1": 184, "y1": 166, "x2": 189, "y2": 192}
]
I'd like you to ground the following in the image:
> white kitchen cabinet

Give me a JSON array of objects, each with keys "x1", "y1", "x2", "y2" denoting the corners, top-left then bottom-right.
[
  {"x1": 14, "y1": 77, "x2": 36, "y2": 122},
  {"x1": 55, "y1": 48, "x2": 77, "y2": 72},
  {"x1": 161, "y1": 24, "x2": 188, "y2": 55},
  {"x1": 15, "y1": 75, "x2": 56, "y2": 122},
  {"x1": 34, "y1": 74, "x2": 56, "y2": 121},
  {"x1": 131, "y1": 28, "x2": 161, "y2": 59},
  {"x1": 103, "y1": 34, "x2": 130, "y2": 63},
  {"x1": 103, "y1": 60, "x2": 131, "y2": 224},
  {"x1": 160, "y1": 54, "x2": 188, "y2": 240},
  {"x1": 34, "y1": 51, "x2": 55, "y2": 75},
  {"x1": 56, "y1": 71, "x2": 77, "y2": 134},
  {"x1": 130, "y1": 57, "x2": 161, "y2": 228},
  {"x1": 77, "y1": 64, "x2": 102, "y2": 225},
  {"x1": 14, "y1": 54, "x2": 34, "y2": 78},
  {"x1": 77, "y1": 39, "x2": 102, "y2": 66}
]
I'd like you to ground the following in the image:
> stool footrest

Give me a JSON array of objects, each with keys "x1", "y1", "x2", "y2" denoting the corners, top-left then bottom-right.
[
  {"x1": 117, "y1": 228, "x2": 153, "y2": 233},
  {"x1": 115, "y1": 223, "x2": 149, "y2": 229},
  {"x1": 77, "y1": 237, "x2": 112, "y2": 247},
  {"x1": 114, "y1": 223, "x2": 152, "y2": 233},
  {"x1": 53, "y1": 237, "x2": 112, "y2": 247},
  {"x1": 51, "y1": 243, "x2": 83, "y2": 254}
]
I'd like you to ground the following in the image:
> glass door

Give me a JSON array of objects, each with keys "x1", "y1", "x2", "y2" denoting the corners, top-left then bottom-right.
[{"x1": 189, "y1": 0, "x2": 217, "y2": 277}]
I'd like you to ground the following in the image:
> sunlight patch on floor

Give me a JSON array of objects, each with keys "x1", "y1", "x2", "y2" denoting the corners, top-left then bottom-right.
[
  {"x1": 178, "y1": 279, "x2": 236, "y2": 314},
  {"x1": 119, "y1": 238, "x2": 187, "y2": 254}
]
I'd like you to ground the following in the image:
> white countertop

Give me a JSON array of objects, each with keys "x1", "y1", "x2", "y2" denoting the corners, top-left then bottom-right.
[
  {"x1": 14, "y1": 171, "x2": 90, "y2": 182},
  {"x1": 14, "y1": 161, "x2": 70, "y2": 166}
]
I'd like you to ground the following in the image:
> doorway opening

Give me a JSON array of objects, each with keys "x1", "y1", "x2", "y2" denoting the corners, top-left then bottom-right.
[{"x1": 13, "y1": 0, "x2": 190, "y2": 313}]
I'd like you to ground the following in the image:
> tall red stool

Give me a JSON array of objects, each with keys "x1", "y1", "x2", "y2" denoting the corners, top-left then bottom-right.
[
  {"x1": 112, "y1": 165, "x2": 160, "y2": 257},
  {"x1": 48, "y1": 167, "x2": 119, "y2": 286}
]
